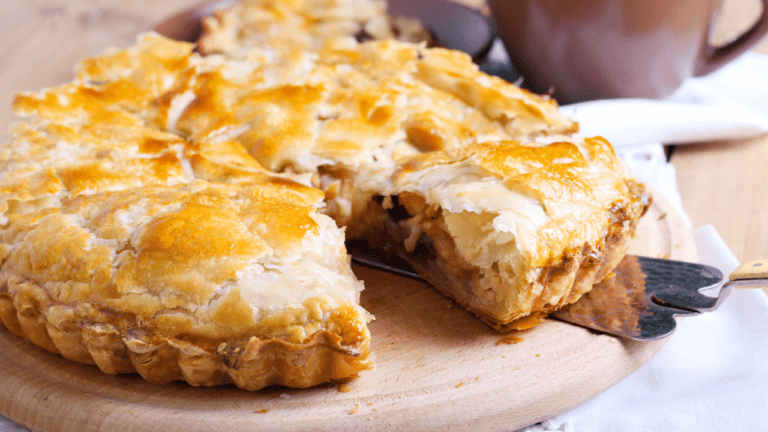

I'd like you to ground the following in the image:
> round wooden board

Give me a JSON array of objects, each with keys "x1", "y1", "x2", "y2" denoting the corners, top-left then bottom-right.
[{"x1": 0, "y1": 191, "x2": 695, "y2": 432}]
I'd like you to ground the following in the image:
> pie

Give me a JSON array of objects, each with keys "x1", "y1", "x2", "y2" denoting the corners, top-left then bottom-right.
[{"x1": 0, "y1": 6, "x2": 649, "y2": 390}]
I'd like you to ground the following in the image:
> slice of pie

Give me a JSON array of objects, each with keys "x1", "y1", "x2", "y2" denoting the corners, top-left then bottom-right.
[
  {"x1": 351, "y1": 137, "x2": 649, "y2": 329},
  {"x1": 0, "y1": 33, "x2": 649, "y2": 390}
]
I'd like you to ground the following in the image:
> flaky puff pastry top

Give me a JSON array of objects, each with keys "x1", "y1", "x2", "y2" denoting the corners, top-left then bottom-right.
[
  {"x1": 136, "y1": 35, "x2": 576, "y2": 176},
  {"x1": 141, "y1": 33, "x2": 577, "y2": 232},
  {"x1": 1, "y1": 34, "x2": 371, "y2": 371}
]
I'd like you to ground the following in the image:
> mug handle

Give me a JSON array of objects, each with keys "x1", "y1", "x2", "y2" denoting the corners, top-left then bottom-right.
[{"x1": 694, "y1": 0, "x2": 768, "y2": 76}]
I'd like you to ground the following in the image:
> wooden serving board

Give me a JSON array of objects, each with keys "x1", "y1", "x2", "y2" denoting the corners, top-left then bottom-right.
[{"x1": 0, "y1": 192, "x2": 695, "y2": 431}]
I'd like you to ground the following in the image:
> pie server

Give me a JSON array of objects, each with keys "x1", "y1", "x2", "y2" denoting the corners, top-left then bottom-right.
[{"x1": 346, "y1": 240, "x2": 766, "y2": 340}]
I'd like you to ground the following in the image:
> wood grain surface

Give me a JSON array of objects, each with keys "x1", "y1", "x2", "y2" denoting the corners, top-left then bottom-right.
[{"x1": 0, "y1": 192, "x2": 695, "y2": 432}]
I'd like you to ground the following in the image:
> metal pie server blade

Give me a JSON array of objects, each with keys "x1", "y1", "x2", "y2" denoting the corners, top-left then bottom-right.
[
  {"x1": 347, "y1": 240, "x2": 765, "y2": 340},
  {"x1": 551, "y1": 256, "x2": 726, "y2": 341}
]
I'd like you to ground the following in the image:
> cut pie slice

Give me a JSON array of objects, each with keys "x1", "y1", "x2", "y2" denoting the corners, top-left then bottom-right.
[{"x1": 350, "y1": 137, "x2": 650, "y2": 329}]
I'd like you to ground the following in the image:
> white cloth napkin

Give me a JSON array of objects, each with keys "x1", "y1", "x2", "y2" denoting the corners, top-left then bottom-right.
[{"x1": 559, "y1": 97, "x2": 768, "y2": 148}]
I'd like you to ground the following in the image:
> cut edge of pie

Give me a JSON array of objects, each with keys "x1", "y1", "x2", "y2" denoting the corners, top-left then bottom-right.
[{"x1": 341, "y1": 137, "x2": 651, "y2": 330}]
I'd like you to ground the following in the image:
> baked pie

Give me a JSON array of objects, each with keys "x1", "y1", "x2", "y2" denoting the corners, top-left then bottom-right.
[{"x1": 0, "y1": 29, "x2": 649, "y2": 390}]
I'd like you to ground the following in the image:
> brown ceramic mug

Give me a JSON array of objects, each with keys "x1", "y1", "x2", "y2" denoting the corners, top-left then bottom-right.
[{"x1": 488, "y1": 0, "x2": 768, "y2": 103}]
